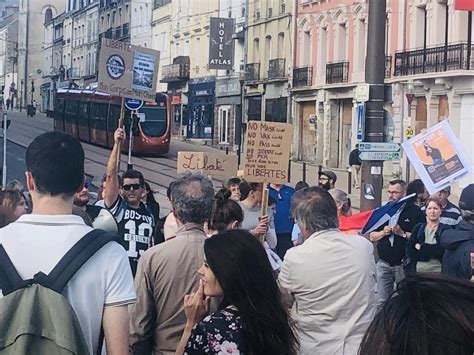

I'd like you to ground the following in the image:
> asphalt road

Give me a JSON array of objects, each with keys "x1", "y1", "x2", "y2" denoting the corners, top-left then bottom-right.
[{"x1": 0, "y1": 136, "x2": 27, "y2": 188}]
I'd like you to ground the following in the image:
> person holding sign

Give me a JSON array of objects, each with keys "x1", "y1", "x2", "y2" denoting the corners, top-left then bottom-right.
[
  {"x1": 238, "y1": 181, "x2": 280, "y2": 271},
  {"x1": 104, "y1": 127, "x2": 155, "y2": 276}
]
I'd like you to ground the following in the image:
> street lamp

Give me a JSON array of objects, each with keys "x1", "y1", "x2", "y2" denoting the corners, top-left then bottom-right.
[{"x1": 19, "y1": 79, "x2": 23, "y2": 112}]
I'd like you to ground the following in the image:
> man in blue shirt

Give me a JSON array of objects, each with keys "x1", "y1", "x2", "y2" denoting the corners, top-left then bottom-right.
[{"x1": 268, "y1": 183, "x2": 295, "y2": 259}]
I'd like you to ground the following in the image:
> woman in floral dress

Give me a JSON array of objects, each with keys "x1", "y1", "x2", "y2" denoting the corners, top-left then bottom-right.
[{"x1": 176, "y1": 230, "x2": 299, "y2": 354}]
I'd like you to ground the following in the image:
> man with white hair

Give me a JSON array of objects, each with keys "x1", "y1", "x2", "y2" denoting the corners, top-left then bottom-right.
[{"x1": 278, "y1": 186, "x2": 376, "y2": 354}]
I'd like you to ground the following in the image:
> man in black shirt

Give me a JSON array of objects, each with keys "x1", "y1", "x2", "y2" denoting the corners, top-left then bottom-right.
[
  {"x1": 349, "y1": 144, "x2": 362, "y2": 189},
  {"x1": 104, "y1": 128, "x2": 155, "y2": 276},
  {"x1": 369, "y1": 180, "x2": 425, "y2": 310}
]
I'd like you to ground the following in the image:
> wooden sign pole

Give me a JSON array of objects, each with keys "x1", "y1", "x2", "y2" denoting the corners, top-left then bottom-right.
[
  {"x1": 259, "y1": 183, "x2": 269, "y2": 244},
  {"x1": 116, "y1": 97, "x2": 125, "y2": 172}
]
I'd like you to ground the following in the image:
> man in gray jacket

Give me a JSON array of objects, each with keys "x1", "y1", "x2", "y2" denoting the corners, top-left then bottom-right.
[
  {"x1": 129, "y1": 173, "x2": 214, "y2": 354},
  {"x1": 278, "y1": 186, "x2": 376, "y2": 355}
]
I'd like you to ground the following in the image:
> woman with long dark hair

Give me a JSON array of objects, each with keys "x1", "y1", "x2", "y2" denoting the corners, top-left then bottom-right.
[
  {"x1": 176, "y1": 230, "x2": 299, "y2": 354},
  {"x1": 0, "y1": 189, "x2": 27, "y2": 228}
]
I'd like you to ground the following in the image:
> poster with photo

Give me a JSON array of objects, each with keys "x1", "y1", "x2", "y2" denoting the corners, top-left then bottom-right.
[
  {"x1": 133, "y1": 52, "x2": 156, "y2": 90},
  {"x1": 401, "y1": 120, "x2": 471, "y2": 194}
]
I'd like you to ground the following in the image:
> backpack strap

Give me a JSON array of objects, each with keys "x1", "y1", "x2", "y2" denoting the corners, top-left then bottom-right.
[
  {"x1": 0, "y1": 244, "x2": 25, "y2": 295},
  {"x1": 39, "y1": 229, "x2": 118, "y2": 294}
]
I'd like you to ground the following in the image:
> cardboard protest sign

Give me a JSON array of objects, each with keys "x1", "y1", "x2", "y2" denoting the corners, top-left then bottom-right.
[
  {"x1": 98, "y1": 38, "x2": 160, "y2": 101},
  {"x1": 401, "y1": 120, "x2": 472, "y2": 194},
  {"x1": 177, "y1": 151, "x2": 238, "y2": 178},
  {"x1": 244, "y1": 121, "x2": 293, "y2": 184}
]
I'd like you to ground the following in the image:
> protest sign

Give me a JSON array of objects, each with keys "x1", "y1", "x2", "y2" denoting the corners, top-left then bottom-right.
[
  {"x1": 177, "y1": 151, "x2": 238, "y2": 178},
  {"x1": 98, "y1": 38, "x2": 160, "y2": 101},
  {"x1": 401, "y1": 120, "x2": 472, "y2": 194},
  {"x1": 244, "y1": 121, "x2": 293, "y2": 184}
]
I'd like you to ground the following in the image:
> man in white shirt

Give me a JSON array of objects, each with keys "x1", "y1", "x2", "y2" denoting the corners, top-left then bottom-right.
[
  {"x1": 278, "y1": 186, "x2": 376, "y2": 355},
  {"x1": 0, "y1": 131, "x2": 136, "y2": 355}
]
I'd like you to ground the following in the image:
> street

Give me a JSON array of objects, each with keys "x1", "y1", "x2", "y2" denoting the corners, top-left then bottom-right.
[{"x1": 1, "y1": 109, "x2": 392, "y2": 215}]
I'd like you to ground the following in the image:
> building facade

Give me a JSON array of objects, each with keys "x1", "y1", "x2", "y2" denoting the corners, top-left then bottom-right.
[
  {"x1": 388, "y1": 0, "x2": 474, "y2": 191},
  {"x1": 212, "y1": 0, "x2": 247, "y2": 150},
  {"x1": 244, "y1": 0, "x2": 293, "y2": 127},
  {"x1": 157, "y1": 0, "x2": 219, "y2": 139},
  {"x1": 0, "y1": 12, "x2": 19, "y2": 108},
  {"x1": 18, "y1": 0, "x2": 64, "y2": 110}
]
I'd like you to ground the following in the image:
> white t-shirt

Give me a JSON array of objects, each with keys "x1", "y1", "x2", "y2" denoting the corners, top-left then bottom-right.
[{"x1": 0, "y1": 214, "x2": 136, "y2": 354}]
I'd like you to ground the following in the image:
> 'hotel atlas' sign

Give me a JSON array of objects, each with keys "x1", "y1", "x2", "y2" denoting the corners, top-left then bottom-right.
[{"x1": 208, "y1": 17, "x2": 235, "y2": 70}]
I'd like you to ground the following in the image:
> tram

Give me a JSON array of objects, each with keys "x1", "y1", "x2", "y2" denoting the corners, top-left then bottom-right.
[{"x1": 52, "y1": 89, "x2": 171, "y2": 154}]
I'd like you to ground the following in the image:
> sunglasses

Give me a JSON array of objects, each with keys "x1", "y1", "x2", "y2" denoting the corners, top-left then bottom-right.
[{"x1": 122, "y1": 183, "x2": 142, "y2": 191}]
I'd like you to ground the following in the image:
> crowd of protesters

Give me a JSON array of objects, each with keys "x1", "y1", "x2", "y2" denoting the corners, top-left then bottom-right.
[{"x1": 0, "y1": 129, "x2": 472, "y2": 355}]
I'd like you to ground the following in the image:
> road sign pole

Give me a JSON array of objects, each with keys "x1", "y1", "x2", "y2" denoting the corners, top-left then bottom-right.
[{"x1": 2, "y1": 113, "x2": 7, "y2": 188}]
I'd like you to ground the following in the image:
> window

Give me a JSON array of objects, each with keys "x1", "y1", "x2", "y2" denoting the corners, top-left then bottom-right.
[
  {"x1": 277, "y1": 32, "x2": 284, "y2": 58},
  {"x1": 253, "y1": 38, "x2": 260, "y2": 62},
  {"x1": 218, "y1": 106, "x2": 231, "y2": 144},
  {"x1": 44, "y1": 8, "x2": 53, "y2": 23},
  {"x1": 247, "y1": 97, "x2": 262, "y2": 121},
  {"x1": 265, "y1": 98, "x2": 287, "y2": 123}
]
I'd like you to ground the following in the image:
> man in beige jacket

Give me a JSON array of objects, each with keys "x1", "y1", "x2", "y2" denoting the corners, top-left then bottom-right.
[
  {"x1": 278, "y1": 187, "x2": 376, "y2": 355},
  {"x1": 129, "y1": 174, "x2": 214, "y2": 354}
]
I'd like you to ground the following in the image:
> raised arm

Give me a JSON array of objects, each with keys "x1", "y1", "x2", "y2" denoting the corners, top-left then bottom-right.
[{"x1": 104, "y1": 128, "x2": 124, "y2": 208}]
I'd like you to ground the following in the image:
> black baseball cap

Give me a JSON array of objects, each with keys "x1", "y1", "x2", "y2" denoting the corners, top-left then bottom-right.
[
  {"x1": 459, "y1": 184, "x2": 474, "y2": 211},
  {"x1": 319, "y1": 170, "x2": 337, "y2": 183}
]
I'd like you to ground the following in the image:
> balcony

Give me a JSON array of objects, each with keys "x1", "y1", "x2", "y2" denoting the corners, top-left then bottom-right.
[
  {"x1": 268, "y1": 58, "x2": 286, "y2": 80},
  {"x1": 394, "y1": 42, "x2": 474, "y2": 77},
  {"x1": 122, "y1": 23, "x2": 130, "y2": 38},
  {"x1": 66, "y1": 68, "x2": 81, "y2": 80},
  {"x1": 245, "y1": 63, "x2": 260, "y2": 81},
  {"x1": 326, "y1": 61, "x2": 349, "y2": 84},
  {"x1": 293, "y1": 66, "x2": 313, "y2": 88},
  {"x1": 385, "y1": 55, "x2": 392, "y2": 78},
  {"x1": 161, "y1": 63, "x2": 190, "y2": 83},
  {"x1": 114, "y1": 26, "x2": 122, "y2": 40}
]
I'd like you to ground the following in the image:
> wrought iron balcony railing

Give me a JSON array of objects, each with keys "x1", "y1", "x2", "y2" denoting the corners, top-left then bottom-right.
[
  {"x1": 292, "y1": 66, "x2": 313, "y2": 88},
  {"x1": 268, "y1": 58, "x2": 286, "y2": 80},
  {"x1": 66, "y1": 68, "x2": 81, "y2": 80},
  {"x1": 394, "y1": 42, "x2": 473, "y2": 76},
  {"x1": 326, "y1": 61, "x2": 349, "y2": 84},
  {"x1": 161, "y1": 63, "x2": 190, "y2": 82},
  {"x1": 385, "y1": 55, "x2": 392, "y2": 78},
  {"x1": 245, "y1": 63, "x2": 260, "y2": 81}
]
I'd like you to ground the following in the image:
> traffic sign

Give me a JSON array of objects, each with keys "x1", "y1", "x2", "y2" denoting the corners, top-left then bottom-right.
[
  {"x1": 355, "y1": 84, "x2": 370, "y2": 102},
  {"x1": 359, "y1": 142, "x2": 401, "y2": 152},
  {"x1": 359, "y1": 151, "x2": 401, "y2": 161},
  {"x1": 405, "y1": 126, "x2": 415, "y2": 138},
  {"x1": 124, "y1": 98, "x2": 143, "y2": 111}
]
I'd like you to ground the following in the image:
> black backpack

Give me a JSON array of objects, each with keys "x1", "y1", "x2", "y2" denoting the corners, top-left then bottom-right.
[{"x1": 0, "y1": 229, "x2": 117, "y2": 355}]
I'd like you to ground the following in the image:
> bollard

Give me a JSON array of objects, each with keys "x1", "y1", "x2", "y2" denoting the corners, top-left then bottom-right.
[
  {"x1": 318, "y1": 165, "x2": 322, "y2": 174},
  {"x1": 288, "y1": 160, "x2": 292, "y2": 182},
  {"x1": 348, "y1": 171, "x2": 352, "y2": 195},
  {"x1": 302, "y1": 162, "x2": 307, "y2": 183},
  {"x1": 226, "y1": 147, "x2": 229, "y2": 155}
]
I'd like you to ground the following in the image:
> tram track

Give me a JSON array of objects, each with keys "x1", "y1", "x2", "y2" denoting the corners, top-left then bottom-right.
[{"x1": 8, "y1": 115, "x2": 225, "y2": 195}]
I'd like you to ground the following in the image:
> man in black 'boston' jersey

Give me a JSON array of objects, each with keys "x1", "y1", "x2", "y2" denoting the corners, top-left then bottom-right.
[{"x1": 104, "y1": 127, "x2": 155, "y2": 276}]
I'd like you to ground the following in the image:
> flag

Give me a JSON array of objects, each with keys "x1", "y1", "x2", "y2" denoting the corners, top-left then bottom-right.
[
  {"x1": 361, "y1": 193, "x2": 416, "y2": 234},
  {"x1": 339, "y1": 210, "x2": 374, "y2": 233}
]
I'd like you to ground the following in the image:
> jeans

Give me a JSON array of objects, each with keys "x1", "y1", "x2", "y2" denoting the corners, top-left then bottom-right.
[
  {"x1": 276, "y1": 233, "x2": 293, "y2": 260},
  {"x1": 376, "y1": 260, "x2": 405, "y2": 311}
]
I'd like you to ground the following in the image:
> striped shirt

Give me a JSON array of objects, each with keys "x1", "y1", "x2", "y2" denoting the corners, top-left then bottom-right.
[{"x1": 422, "y1": 201, "x2": 462, "y2": 226}]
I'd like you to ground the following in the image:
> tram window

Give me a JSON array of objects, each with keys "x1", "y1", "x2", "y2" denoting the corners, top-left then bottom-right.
[
  {"x1": 78, "y1": 102, "x2": 89, "y2": 127},
  {"x1": 55, "y1": 99, "x2": 65, "y2": 119},
  {"x1": 91, "y1": 103, "x2": 107, "y2": 130},
  {"x1": 107, "y1": 104, "x2": 121, "y2": 132},
  {"x1": 64, "y1": 100, "x2": 78, "y2": 122}
]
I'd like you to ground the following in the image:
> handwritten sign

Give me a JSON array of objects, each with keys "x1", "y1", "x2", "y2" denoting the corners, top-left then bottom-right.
[
  {"x1": 244, "y1": 121, "x2": 293, "y2": 184},
  {"x1": 177, "y1": 151, "x2": 238, "y2": 177}
]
